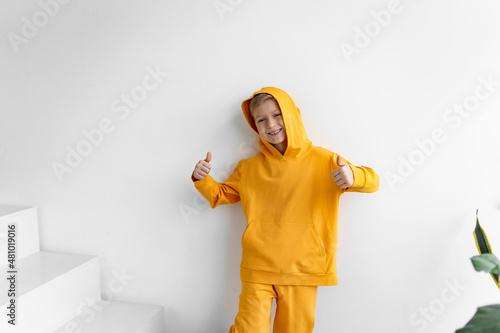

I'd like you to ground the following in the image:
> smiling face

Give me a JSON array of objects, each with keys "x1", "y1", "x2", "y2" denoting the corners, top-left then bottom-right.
[{"x1": 251, "y1": 99, "x2": 287, "y2": 155}]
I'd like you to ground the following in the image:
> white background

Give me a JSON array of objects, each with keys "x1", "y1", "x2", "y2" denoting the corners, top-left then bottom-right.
[{"x1": 1, "y1": 0, "x2": 500, "y2": 332}]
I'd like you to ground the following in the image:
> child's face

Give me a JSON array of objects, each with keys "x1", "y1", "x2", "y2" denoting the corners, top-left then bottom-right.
[{"x1": 252, "y1": 99, "x2": 287, "y2": 149}]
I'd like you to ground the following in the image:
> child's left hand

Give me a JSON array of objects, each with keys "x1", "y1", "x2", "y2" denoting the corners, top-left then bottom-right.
[{"x1": 332, "y1": 155, "x2": 354, "y2": 188}]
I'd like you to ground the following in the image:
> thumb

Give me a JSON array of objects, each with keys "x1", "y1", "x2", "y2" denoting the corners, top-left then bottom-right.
[
  {"x1": 205, "y1": 152, "x2": 212, "y2": 163},
  {"x1": 337, "y1": 155, "x2": 346, "y2": 167}
]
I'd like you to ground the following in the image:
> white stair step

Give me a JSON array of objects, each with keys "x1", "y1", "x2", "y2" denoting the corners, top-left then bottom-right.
[
  {"x1": 0, "y1": 205, "x2": 40, "y2": 266},
  {"x1": 54, "y1": 300, "x2": 165, "y2": 333},
  {"x1": 0, "y1": 251, "x2": 100, "y2": 333}
]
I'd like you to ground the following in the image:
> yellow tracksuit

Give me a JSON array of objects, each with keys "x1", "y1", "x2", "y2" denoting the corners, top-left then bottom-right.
[{"x1": 192, "y1": 87, "x2": 379, "y2": 331}]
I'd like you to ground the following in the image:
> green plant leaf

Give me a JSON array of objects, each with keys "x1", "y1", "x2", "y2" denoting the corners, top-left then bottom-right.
[
  {"x1": 456, "y1": 304, "x2": 500, "y2": 333},
  {"x1": 473, "y1": 210, "x2": 500, "y2": 287},
  {"x1": 471, "y1": 253, "x2": 500, "y2": 275},
  {"x1": 474, "y1": 210, "x2": 493, "y2": 255}
]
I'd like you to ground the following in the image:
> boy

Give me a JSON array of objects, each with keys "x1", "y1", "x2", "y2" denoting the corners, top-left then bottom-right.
[{"x1": 191, "y1": 87, "x2": 379, "y2": 332}]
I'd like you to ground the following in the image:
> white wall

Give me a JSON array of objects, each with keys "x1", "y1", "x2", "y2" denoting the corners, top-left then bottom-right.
[{"x1": 1, "y1": 0, "x2": 500, "y2": 332}]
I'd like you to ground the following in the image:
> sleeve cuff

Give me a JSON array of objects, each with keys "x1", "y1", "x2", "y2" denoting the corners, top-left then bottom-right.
[
  {"x1": 349, "y1": 165, "x2": 366, "y2": 189},
  {"x1": 191, "y1": 173, "x2": 199, "y2": 182},
  {"x1": 192, "y1": 174, "x2": 215, "y2": 189}
]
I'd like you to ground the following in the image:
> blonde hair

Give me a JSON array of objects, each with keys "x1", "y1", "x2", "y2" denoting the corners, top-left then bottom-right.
[{"x1": 249, "y1": 93, "x2": 276, "y2": 116}]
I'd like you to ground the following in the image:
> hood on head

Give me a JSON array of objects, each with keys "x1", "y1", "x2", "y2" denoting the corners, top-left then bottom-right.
[{"x1": 241, "y1": 87, "x2": 312, "y2": 160}]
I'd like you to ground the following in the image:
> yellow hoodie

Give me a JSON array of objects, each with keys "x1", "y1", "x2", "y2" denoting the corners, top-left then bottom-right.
[{"x1": 192, "y1": 87, "x2": 379, "y2": 286}]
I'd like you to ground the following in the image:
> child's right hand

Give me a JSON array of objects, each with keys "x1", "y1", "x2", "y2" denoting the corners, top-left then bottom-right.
[{"x1": 193, "y1": 152, "x2": 212, "y2": 180}]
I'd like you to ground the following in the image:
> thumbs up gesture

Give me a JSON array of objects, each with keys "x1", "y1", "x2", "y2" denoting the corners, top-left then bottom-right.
[
  {"x1": 332, "y1": 155, "x2": 354, "y2": 188},
  {"x1": 193, "y1": 152, "x2": 212, "y2": 180}
]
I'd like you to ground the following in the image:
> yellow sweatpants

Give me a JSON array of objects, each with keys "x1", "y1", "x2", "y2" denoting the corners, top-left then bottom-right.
[{"x1": 228, "y1": 281, "x2": 318, "y2": 333}]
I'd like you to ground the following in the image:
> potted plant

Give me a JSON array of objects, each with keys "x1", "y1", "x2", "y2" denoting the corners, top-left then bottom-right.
[{"x1": 456, "y1": 210, "x2": 500, "y2": 332}]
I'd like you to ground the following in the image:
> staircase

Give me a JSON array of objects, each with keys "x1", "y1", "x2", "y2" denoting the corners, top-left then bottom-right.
[{"x1": 0, "y1": 205, "x2": 165, "y2": 333}]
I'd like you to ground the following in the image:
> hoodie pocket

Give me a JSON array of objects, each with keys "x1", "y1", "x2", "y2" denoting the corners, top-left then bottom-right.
[{"x1": 241, "y1": 221, "x2": 327, "y2": 274}]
